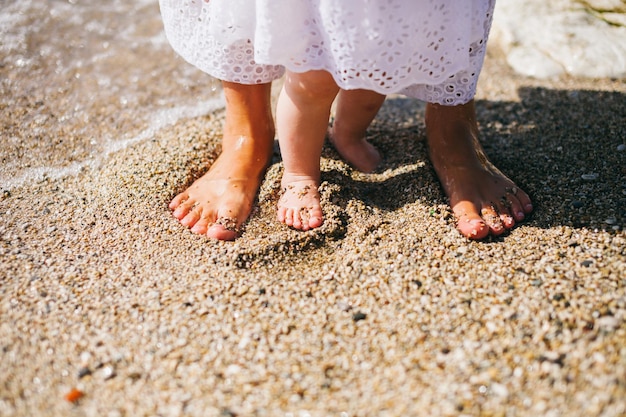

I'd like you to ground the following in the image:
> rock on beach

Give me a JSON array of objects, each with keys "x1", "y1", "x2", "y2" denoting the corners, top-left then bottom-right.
[{"x1": 493, "y1": 0, "x2": 626, "y2": 78}]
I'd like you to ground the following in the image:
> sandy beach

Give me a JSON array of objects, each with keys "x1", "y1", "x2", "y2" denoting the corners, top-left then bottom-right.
[{"x1": 1, "y1": 1, "x2": 625, "y2": 416}]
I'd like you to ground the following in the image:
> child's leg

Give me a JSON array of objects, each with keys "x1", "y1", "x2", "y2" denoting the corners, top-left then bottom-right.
[
  {"x1": 329, "y1": 89, "x2": 386, "y2": 173},
  {"x1": 276, "y1": 70, "x2": 339, "y2": 230},
  {"x1": 426, "y1": 100, "x2": 533, "y2": 239},
  {"x1": 169, "y1": 81, "x2": 275, "y2": 240}
]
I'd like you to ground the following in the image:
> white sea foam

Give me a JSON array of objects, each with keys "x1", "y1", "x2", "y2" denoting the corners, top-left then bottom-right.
[
  {"x1": 1, "y1": 0, "x2": 225, "y2": 192},
  {"x1": 106, "y1": 97, "x2": 224, "y2": 154},
  {"x1": 0, "y1": 97, "x2": 225, "y2": 191}
]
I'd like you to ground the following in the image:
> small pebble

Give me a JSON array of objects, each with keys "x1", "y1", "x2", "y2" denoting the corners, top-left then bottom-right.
[
  {"x1": 78, "y1": 367, "x2": 92, "y2": 379},
  {"x1": 571, "y1": 200, "x2": 584, "y2": 208},
  {"x1": 617, "y1": 144, "x2": 626, "y2": 151},
  {"x1": 581, "y1": 259, "x2": 593, "y2": 267},
  {"x1": 64, "y1": 388, "x2": 84, "y2": 403},
  {"x1": 352, "y1": 311, "x2": 367, "y2": 322},
  {"x1": 581, "y1": 173, "x2": 598, "y2": 181},
  {"x1": 79, "y1": 352, "x2": 91, "y2": 367},
  {"x1": 102, "y1": 366, "x2": 116, "y2": 380},
  {"x1": 596, "y1": 316, "x2": 619, "y2": 331},
  {"x1": 337, "y1": 301, "x2": 352, "y2": 312},
  {"x1": 491, "y1": 383, "x2": 509, "y2": 398}
]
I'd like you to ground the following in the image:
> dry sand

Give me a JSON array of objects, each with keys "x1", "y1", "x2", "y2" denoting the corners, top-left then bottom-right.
[{"x1": 1, "y1": 4, "x2": 625, "y2": 417}]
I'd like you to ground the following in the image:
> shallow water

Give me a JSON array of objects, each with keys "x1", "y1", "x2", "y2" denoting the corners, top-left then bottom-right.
[{"x1": 0, "y1": 0, "x2": 223, "y2": 190}]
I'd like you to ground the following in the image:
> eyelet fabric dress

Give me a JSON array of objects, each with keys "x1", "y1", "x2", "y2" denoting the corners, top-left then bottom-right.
[{"x1": 159, "y1": 0, "x2": 495, "y2": 105}]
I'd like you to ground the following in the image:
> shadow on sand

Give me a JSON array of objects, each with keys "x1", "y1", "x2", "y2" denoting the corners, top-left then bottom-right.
[{"x1": 315, "y1": 87, "x2": 625, "y2": 233}]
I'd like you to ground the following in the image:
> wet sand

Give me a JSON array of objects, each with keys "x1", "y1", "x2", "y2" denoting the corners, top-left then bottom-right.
[{"x1": 1, "y1": 2, "x2": 625, "y2": 417}]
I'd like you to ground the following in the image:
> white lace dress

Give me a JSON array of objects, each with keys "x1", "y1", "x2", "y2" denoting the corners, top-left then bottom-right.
[{"x1": 159, "y1": 0, "x2": 495, "y2": 105}]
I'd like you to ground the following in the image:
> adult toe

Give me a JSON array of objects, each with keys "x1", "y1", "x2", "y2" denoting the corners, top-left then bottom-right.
[
  {"x1": 480, "y1": 205, "x2": 505, "y2": 236},
  {"x1": 190, "y1": 216, "x2": 211, "y2": 235},
  {"x1": 207, "y1": 224, "x2": 238, "y2": 241},
  {"x1": 169, "y1": 192, "x2": 189, "y2": 210},
  {"x1": 207, "y1": 215, "x2": 240, "y2": 241},
  {"x1": 180, "y1": 208, "x2": 201, "y2": 227},
  {"x1": 453, "y1": 200, "x2": 489, "y2": 239}
]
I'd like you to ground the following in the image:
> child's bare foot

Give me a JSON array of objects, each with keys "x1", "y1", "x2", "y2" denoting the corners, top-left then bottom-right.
[
  {"x1": 275, "y1": 70, "x2": 336, "y2": 231},
  {"x1": 277, "y1": 175, "x2": 323, "y2": 231},
  {"x1": 328, "y1": 126, "x2": 381, "y2": 173},
  {"x1": 426, "y1": 101, "x2": 533, "y2": 240},
  {"x1": 169, "y1": 82, "x2": 274, "y2": 241},
  {"x1": 329, "y1": 89, "x2": 386, "y2": 173}
]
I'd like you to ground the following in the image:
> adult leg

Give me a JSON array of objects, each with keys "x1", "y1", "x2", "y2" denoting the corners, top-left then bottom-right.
[
  {"x1": 276, "y1": 70, "x2": 339, "y2": 230},
  {"x1": 425, "y1": 100, "x2": 533, "y2": 239},
  {"x1": 329, "y1": 89, "x2": 386, "y2": 173},
  {"x1": 169, "y1": 81, "x2": 275, "y2": 240}
]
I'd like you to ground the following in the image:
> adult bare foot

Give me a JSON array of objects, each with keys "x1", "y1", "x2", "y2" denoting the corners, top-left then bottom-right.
[
  {"x1": 169, "y1": 146, "x2": 270, "y2": 240},
  {"x1": 276, "y1": 175, "x2": 323, "y2": 231},
  {"x1": 329, "y1": 89, "x2": 386, "y2": 173},
  {"x1": 169, "y1": 82, "x2": 275, "y2": 241},
  {"x1": 425, "y1": 100, "x2": 533, "y2": 239}
]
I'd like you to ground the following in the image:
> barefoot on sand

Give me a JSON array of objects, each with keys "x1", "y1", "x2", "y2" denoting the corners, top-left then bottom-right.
[
  {"x1": 169, "y1": 82, "x2": 274, "y2": 241},
  {"x1": 425, "y1": 101, "x2": 533, "y2": 240},
  {"x1": 169, "y1": 145, "x2": 268, "y2": 241},
  {"x1": 328, "y1": 126, "x2": 381, "y2": 174},
  {"x1": 277, "y1": 177, "x2": 323, "y2": 231},
  {"x1": 327, "y1": 89, "x2": 386, "y2": 173}
]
